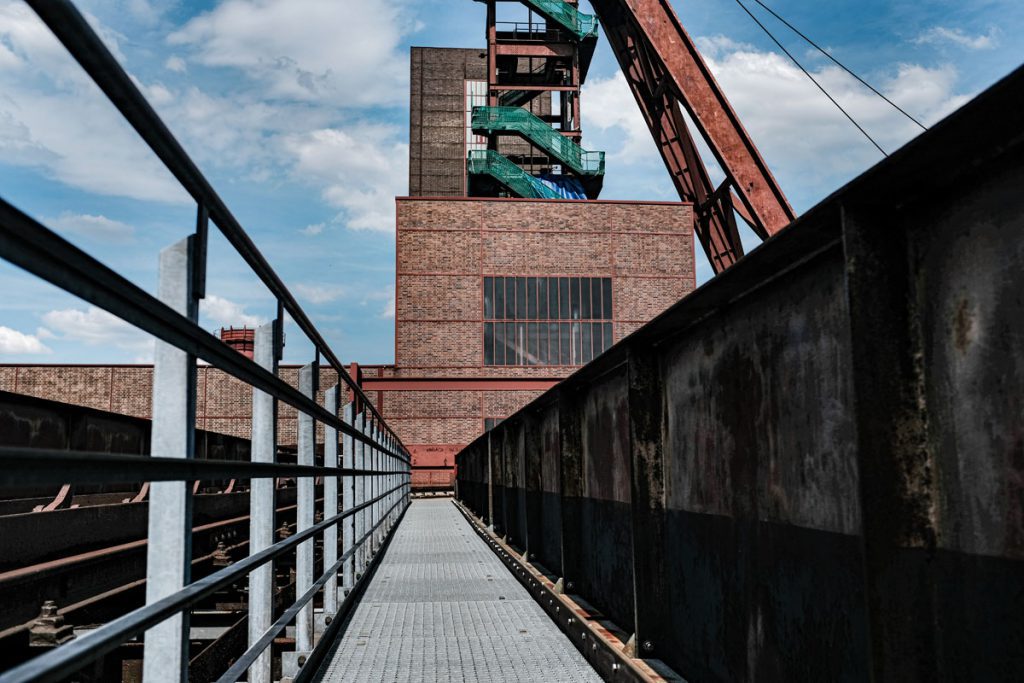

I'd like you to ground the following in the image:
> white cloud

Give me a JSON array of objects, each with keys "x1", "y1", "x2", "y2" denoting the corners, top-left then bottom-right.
[
  {"x1": 293, "y1": 283, "x2": 347, "y2": 305},
  {"x1": 300, "y1": 222, "x2": 325, "y2": 236},
  {"x1": 586, "y1": 38, "x2": 970, "y2": 208},
  {"x1": 201, "y1": 295, "x2": 266, "y2": 327},
  {"x1": 916, "y1": 26, "x2": 999, "y2": 51},
  {"x1": 41, "y1": 306, "x2": 153, "y2": 358},
  {"x1": 286, "y1": 125, "x2": 407, "y2": 232},
  {"x1": 164, "y1": 55, "x2": 187, "y2": 73},
  {"x1": 0, "y1": 2, "x2": 189, "y2": 203},
  {"x1": 168, "y1": 0, "x2": 413, "y2": 108},
  {"x1": 0, "y1": 325, "x2": 51, "y2": 354},
  {"x1": 50, "y1": 212, "x2": 134, "y2": 241},
  {"x1": 380, "y1": 288, "x2": 395, "y2": 319}
]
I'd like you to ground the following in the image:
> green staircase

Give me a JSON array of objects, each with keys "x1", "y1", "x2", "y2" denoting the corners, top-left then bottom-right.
[
  {"x1": 473, "y1": 0, "x2": 598, "y2": 41},
  {"x1": 467, "y1": 150, "x2": 562, "y2": 199},
  {"x1": 472, "y1": 106, "x2": 605, "y2": 177},
  {"x1": 520, "y1": 0, "x2": 599, "y2": 40}
]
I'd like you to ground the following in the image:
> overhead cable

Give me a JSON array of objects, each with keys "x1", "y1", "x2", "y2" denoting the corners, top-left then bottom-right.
[
  {"x1": 749, "y1": 0, "x2": 928, "y2": 131},
  {"x1": 732, "y1": 0, "x2": 889, "y2": 157}
]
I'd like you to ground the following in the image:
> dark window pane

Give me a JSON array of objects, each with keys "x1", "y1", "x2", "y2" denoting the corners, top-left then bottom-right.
[
  {"x1": 516, "y1": 278, "x2": 527, "y2": 320},
  {"x1": 549, "y1": 277, "x2": 559, "y2": 320},
  {"x1": 537, "y1": 278, "x2": 548, "y2": 320},
  {"x1": 603, "y1": 323, "x2": 613, "y2": 352},
  {"x1": 527, "y1": 278, "x2": 538, "y2": 319},
  {"x1": 495, "y1": 321, "x2": 506, "y2": 365},
  {"x1": 507, "y1": 322, "x2": 517, "y2": 364},
  {"x1": 549, "y1": 323, "x2": 560, "y2": 364},
  {"x1": 582, "y1": 323, "x2": 593, "y2": 363},
  {"x1": 592, "y1": 280, "x2": 602, "y2": 321},
  {"x1": 484, "y1": 277, "x2": 493, "y2": 319},
  {"x1": 580, "y1": 277, "x2": 591, "y2": 319},
  {"x1": 494, "y1": 277, "x2": 505, "y2": 320},
  {"x1": 484, "y1": 322, "x2": 494, "y2": 365},
  {"x1": 570, "y1": 278, "x2": 580, "y2": 319},
  {"x1": 602, "y1": 278, "x2": 613, "y2": 319},
  {"x1": 538, "y1": 323, "x2": 548, "y2": 364},
  {"x1": 517, "y1": 323, "x2": 527, "y2": 364},
  {"x1": 528, "y1": 323, "x2": 539, "y2": 365},
  {"x1": 573, "y1": 322, "x2": 582, "y2": 364},
  {"x1": 559, "y1": 278, "x2": 570, "y2": 319},
  {"x1": 560, "y1": 323, "x2": 571, "y2": 365},
  {"x1": 505, "y1": 277, "x2": 516, "y2": 320}
]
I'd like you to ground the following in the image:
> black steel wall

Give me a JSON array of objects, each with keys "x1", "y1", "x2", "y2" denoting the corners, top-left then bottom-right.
[{"x1": 456, "y1": 66, "x2": 1024, "y2": 682}]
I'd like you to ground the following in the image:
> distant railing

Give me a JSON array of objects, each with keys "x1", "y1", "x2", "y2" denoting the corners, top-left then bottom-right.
[{"x1": 0, "y1": 2, "x2": 410, "y2": 682}]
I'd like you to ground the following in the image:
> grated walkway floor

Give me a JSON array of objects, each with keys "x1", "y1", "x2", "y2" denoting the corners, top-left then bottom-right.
[{"x1": 314, "y1": 499, "x2": 601, "y2": 682}]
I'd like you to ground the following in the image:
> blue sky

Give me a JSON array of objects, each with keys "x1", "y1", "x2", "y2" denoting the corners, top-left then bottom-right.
[{"x1": 0, "y1": 0, "x2": 1021, "y2": 364}]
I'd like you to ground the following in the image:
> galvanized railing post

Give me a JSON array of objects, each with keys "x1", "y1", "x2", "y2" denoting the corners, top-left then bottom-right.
[
  {"x1": 354, "y1": 412, "x2": 366, "y2": 577},
  {"x1": 323, "y1": 384, "x2": 340, "y2": 617},
  {"x1": 342, "y1": 403, "x2": 355, "y2": 594},
  {"x1": 295, "y1": 364, "x2": 316, "y2": 655},
  {"x1": 246, "y1": 322, "x2": 276, "y2": 683},
  {"x1": 142, "y1": 237, "x2": 198, "y2": 683}
]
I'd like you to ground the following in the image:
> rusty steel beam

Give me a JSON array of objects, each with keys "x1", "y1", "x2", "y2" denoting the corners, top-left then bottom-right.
[{"x1": 591, "y1": 0, "x2": 796, "y2": 272}]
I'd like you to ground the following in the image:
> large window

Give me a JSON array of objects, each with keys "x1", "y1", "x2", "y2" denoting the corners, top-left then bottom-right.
[{"x1": 483, "y1": 276, "x2": 613, "y2": 366}]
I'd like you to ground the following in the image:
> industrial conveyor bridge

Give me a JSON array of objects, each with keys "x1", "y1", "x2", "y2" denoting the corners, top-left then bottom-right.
[{"x1": 1, "y1": 1, "x2": 1023, "y2": 682}]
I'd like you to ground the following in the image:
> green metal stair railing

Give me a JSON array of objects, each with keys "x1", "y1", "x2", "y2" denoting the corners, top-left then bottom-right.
[
  {"x1": 472, "y1": 106, "x2": 605, "y2": 176},
  {"x1": 520, "y1": 0, "x2": 599, "y2": 40},
  {"x1": 467, "y1": 150, "x2": 562, "y2": 199}
]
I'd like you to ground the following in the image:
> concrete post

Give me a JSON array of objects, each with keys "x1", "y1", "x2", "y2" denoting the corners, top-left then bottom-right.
[
  {"x1": 295, "y1": 364, "x2": 315, "y2": 654},
  {"x1": 247, "y1": 322, "x2": 276, "y2": 683},
  {"x1": 323, "y1": 384, "x2": 340, "y2": 616},
  {"x1": 142, "y1": 237, "x2": 197, "y2": 683}
]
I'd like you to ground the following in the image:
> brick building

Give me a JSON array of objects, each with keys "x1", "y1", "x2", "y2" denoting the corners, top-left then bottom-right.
[{"x1": 1, "y1": 4, "x2": 696, "y2": 490}]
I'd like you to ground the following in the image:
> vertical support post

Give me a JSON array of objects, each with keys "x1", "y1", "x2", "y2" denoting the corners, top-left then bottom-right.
[
  {"x1": 295, "y1": 364, "x2": 315, "y2": 654},
  {"x1": 558, "y1": 390, "x2": 584, "y2": 593},
  {"x1": 627, "y1": 347, "x2": 669, "y2": 656},
  {"x1": 354, "y1": 412, "x2": 366, "y2": 577},
  {"x1": 342, "y1": 403, "x2": 355, "y2": 594},
  {"x1": 143, "y1": 237, "x2": 197, "y2": 683},
  {"x1": 842, "y1": 205, "x2": 939, "y2": 680},
  {"x1": 247, "y1": 322, "x2": 277, "y2": 683},
  {"x1": 486, "y1": 432, "x2": 494, "y2": 530},
  {"x1": 323, "y1": 384, "x2": 340, "y2": 616}
]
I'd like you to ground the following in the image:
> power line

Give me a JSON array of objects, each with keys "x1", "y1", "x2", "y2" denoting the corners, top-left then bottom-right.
[
  {"x1": 732, "y1": 0, "x2": 889, "y2": 157},
  {"x1": 748, "y1": 0, "x2": 928, "y2": 131}
]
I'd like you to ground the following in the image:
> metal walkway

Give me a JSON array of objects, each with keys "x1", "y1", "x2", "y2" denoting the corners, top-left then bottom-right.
[{"x1": 314, "y1": 499, "x2": 601, "y2": 682}]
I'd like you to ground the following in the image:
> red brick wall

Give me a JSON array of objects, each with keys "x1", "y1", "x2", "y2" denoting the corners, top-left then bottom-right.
[{"x1": 395, "y1": 196, "x2": 695, "y2": 373}]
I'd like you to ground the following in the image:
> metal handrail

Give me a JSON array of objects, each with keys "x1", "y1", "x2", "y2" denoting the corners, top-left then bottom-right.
[
  {"x1": 0, "y1": 200, "x2": 408, "y2": 463},
  {"x1": 22, "y1": 0, "x2": 402, "y2": 448},
  {"x1": 467, "y1": 149, "x2": 563, "y2": 200},
  {"x1": 472, "y1": 106, "x2": 606, "y2": 176},
  {"x1": 0, "y1": 484, "x2": 405, "y2": 683},
  {"x1": 0, "y1": 2, "x2": 414, "y2": 681}
]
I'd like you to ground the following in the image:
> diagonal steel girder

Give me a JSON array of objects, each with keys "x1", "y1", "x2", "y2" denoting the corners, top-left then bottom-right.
[{"x1": 590, "y1": 0, "x2": 796, "y2": 273}]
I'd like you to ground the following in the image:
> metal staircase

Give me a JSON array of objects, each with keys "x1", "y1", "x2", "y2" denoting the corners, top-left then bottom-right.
[
  {"x1": 518, "y1": 0, "x2": 599, "y2": 40},
  {"x1": 467, "y1": 150, "x2": 563, "y2": 199},
  {"x1": 472, "y1": 106, "x2": 605, "y2": 177}
]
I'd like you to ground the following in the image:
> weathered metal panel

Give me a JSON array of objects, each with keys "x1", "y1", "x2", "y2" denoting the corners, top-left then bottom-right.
[
  {"x1": 456, "y1": 66, "x2": 1024, "y2": 682},
  {"x1": 538, "y1": 406, "x2": 563, "y2": 576},
  {"x1": 578, "y1": 366, "x2": 634, "y2": 630}
]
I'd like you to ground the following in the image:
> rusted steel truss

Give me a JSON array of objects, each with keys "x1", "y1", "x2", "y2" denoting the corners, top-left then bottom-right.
[{"x1": 591, "y1": 0, "x2": 796, "y2": 273}]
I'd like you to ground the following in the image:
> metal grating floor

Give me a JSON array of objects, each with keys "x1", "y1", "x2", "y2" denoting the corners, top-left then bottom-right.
[{"x1": 313, "y1": 499, "x2": 601, "y2": 682}]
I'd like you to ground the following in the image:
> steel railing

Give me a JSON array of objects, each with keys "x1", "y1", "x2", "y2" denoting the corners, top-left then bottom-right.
[
  {"x1": 0, "y1": 1, "x2": 411, "y2": 682},
  {"x1": 467, "y1": 149, "x2": 563, "y2": 200},
  {"x1": 472, "y1": 106, "x2": 606, "y2": 176}
]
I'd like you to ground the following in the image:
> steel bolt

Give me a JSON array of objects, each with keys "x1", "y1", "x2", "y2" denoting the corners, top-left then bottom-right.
[{"x1": 642, "y1": 640, "x2": 654, "y2": 652}]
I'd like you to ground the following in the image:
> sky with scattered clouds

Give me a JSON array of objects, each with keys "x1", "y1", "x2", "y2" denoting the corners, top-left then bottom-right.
[{"x1": 0, "y1": 0, "x2": 1021, "y2": 364}]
